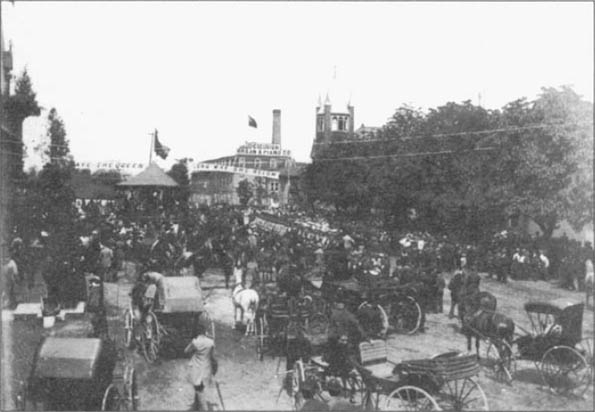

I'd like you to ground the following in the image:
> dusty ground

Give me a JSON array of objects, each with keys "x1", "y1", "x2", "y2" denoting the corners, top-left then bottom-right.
[
  {"x1": 127, "y1": 267, "x2": 594, "y2": 411},
  {"x1": 2, "y1": 263, "x2": 593, "y2": 411}
]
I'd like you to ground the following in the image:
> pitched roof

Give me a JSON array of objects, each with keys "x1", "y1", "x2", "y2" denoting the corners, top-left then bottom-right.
[{"x1": 118, "y1": 162, "x2": 178, "y2": 187}]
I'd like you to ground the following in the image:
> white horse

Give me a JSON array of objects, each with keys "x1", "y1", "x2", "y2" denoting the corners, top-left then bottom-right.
[{"x1": 232, "y1": 266, "x2": 259, "y2": 336}]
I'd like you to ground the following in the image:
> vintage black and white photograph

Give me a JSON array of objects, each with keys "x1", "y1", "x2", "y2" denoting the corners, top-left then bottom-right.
[{"x1": 1, "y1": 1, "x2": 593, "y2": 411}]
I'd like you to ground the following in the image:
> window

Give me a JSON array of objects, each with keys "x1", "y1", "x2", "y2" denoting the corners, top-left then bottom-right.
[
  {"x1": 238, "y1": 157, "x2": 245, "y2": 167},
  {"x1": 338, "y1": 117, "x2": 345, "y2": 131},
  {"x1": 270, "y1": 182, "x2": 279, "y2": 192},
  {"x1": 270, "y1": 158, "x2": 278, "y2": 169},
  {"x1": 317, "y1": 117, "x2": 323, "y2": 131},
  {"x1": 254, "y1": 158, "x2": 261, "y2": 169}
]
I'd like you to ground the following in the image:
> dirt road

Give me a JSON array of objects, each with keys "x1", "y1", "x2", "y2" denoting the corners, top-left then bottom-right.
[{"x1": 105, "y1": 265, "x2": 593, "y2": 411}]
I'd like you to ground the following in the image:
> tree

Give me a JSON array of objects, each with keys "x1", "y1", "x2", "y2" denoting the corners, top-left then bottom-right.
[
  {"x1": 45, "y1": 108, "x2": 71, "y2": 164},
  {"x1": 4, "y1": 69, "x2": 41, "y2": 179},
  {"x1": 167, "y1": 159, "x2": 190, "y2": 205},
  {"x1": 496, "y1": 86, "x2": 593, "y2": 238},
  {"x1": 237, "y1": 179, "x2": 253, "y2": 207}
]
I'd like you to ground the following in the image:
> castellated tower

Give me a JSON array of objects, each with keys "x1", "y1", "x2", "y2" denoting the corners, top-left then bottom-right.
[{"x1": 314, "y1": 94, "x2": 355, "y2": 144}]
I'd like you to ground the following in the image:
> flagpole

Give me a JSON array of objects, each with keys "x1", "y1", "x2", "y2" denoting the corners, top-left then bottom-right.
[{"x1": 149, "y1": 130, "x2": 154, "y2": 164}]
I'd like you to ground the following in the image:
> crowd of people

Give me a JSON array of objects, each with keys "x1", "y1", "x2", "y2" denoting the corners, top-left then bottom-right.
[{"x1": 2, "y1": 196, "x2": 593, "y2": 410}]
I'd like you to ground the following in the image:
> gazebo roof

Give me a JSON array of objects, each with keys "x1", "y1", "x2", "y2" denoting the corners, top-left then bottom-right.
[{"x1": 118, "y1": 162, "x2": 178, "y2": 187}]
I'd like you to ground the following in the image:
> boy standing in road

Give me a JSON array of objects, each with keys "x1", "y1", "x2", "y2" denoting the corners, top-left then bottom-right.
[{"x1": 185, "y1": 322, "x2": 218, "y2": 411}]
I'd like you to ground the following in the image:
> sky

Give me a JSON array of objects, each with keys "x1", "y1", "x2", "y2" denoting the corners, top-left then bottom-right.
[{"x1": 2, "y1": 1, "x2": 593, "y2": 169}]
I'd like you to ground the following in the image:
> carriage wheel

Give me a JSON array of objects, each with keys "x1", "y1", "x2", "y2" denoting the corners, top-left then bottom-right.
[
  {"x1": 124, "y1": 309, "x2": 135, "y2": 350},
  {"x1": 483, "y1": 340, "x2": 516, "y2": 384},
  {"x1": 344, "y1": 372, "x2": 366, "y2": 406},
  {"x1": 141, "y1": 313, "x2": 160, "y2": 363},
  {"x1": 291, "y1": 360, "x2": 305, "y2": 410},
  {"x1": 122, "y1": 366, "x2": 139, "y2": 411},
  {"x1": 256, "y1": 315, "x2": 268, "y2": 361},
  {"x1": 440, "y1": 378, "x2": 489, "y2": 411},
  {"x1": 101, "y1": 384, "x2": 122, "y2": 411},
  {"x1": 385, "y1": 385, "x2": 441, "y2": 411},
  {"x1": 577, "y1": 338, "x2": 593, "y2": 372},
  {"x1": 202, "y1": 311, "x2": 216, "y2": 341},
  {"x1": 306, "y1": 313, "x2": 328, "y2": 337},
  {"x1": 390, "y1": 296, "x2": 422, "y2": 335},
  {"x1": 540, "y1": 346, "x2": 591, "y2": 397}
]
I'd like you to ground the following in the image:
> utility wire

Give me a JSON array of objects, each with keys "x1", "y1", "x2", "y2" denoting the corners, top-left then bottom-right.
[
  {"x1": 313, "y1": 147, "x2": 497, "y2": 162},
  {"x1": 312, "y1": 121, "x2": 590, "y2": 146}
]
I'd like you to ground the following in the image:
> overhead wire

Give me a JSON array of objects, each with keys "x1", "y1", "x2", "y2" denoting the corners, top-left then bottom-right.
[{"x1": 311, "y1": 121, "x2": 590, "y2": 146}]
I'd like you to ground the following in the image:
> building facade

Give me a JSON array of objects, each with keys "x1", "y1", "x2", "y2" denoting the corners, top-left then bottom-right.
[{"x1": 190, "y1": 109, "x2": 300, "y2": 207}]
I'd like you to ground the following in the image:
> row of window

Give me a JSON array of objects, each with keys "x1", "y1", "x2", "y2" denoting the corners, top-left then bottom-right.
[
  {"x1": 220, "y1": 157, "x2": 291, "y2": 169},
  {"x1": 317, "y1": 115, "x2": 350, "y2": 132}
]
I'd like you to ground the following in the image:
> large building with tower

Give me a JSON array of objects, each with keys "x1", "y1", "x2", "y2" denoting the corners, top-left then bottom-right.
[{"x1": 190, "y1": 109, "x2": 304, "y2": 206}]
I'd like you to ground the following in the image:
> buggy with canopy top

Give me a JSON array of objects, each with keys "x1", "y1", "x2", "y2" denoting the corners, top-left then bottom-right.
[
  {"x1": 481, "y1": 298, "x2": 592, "y2": 397},
  {"x1": 124, "y1": 276, "x2": 214, "y2": 362},
  {"x1": 17, "y1": 336, "x2": 138, "y2": 411}
]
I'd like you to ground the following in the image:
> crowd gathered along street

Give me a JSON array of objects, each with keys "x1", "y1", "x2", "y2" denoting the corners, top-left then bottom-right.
[{"x1": 2, "y1": 200, "x2": 594, "y2": 411}]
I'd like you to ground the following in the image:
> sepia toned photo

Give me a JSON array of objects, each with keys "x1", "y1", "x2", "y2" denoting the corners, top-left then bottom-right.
[{"x1": 1, "y1": 1, "x2": 593, "y2": 411}]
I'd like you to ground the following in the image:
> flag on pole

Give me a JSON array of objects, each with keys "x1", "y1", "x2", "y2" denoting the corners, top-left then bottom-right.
[
  {"x1": 248, "y1": 116, "x2": 258, "y2": 128},
  {"x1": 154, "y1": 129, "x2": 170, "y2": 159}
]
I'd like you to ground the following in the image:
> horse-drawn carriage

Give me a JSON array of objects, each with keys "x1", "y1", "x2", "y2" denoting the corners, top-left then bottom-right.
[
  {"x1": 320, "y1": 277, "x2": 424, "y2": 336},
  {"x1": 255, "y1": 284, "x2": 328, "y2": 361},
  {"x1": 124, "y1": 276, "x2": 214, "y2": 362},
  {"x1": 288, "y1": 338, "x2": 488, "y2": 411},
  {"x1": 481, "y1": 298, "x2": 592, "y2": 397},
  {"x1": 16, "y1": 336, "x2": 138, "y2": 411}
]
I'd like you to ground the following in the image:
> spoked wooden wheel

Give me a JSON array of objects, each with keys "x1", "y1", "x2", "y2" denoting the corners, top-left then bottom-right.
[
  {"x1": 122, "y1": 366, "x2": 139, "y2": 411},
  {"x1": 483, "y1": 340, "x2": 516, "y2": 384},
  {"x1": 141, "y1": 312, "x2": 160, "y2": 363},
  {"x1": 101, "y1": 384, "x2": 122, "y2": 411},
  {"x1": 344, "y1": 372, "x2": 366, "y2": 407},
  {"x1": 124, "y1": 309, "x2": 135, "y2": 350},
  {"x1": 540, "y1": 345, "x2": 592, "y2": 397},
  {"x1": 256, "y1": 315, "x2": 268, "y2": 361},
  {"x1": 439, "y1": 378, "x2": 489, "y2": 411},
  {"x1": 577, "y1": 338, "x2": 593, "y2": 372},
  {"x1": 291, "y1": 361, "x2": 305, "y2": 410},
  {"x1": 390, "y1": 296, "x2": 422, "y2": 335},
  {"x1": 385, "y1": 385, "x2": 441, "y2": 411}
]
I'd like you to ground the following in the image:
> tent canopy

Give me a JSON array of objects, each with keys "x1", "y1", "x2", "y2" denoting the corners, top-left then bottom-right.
[{"x1": 118, "y1": 162, "x2": 178, "y2": 187}]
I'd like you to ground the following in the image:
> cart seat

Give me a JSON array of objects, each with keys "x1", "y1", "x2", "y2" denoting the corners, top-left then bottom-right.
[
  {"x1": 365, "y1": 363, "x2": 395, "y2": 379},
  {"x1": 34, "y1": 337, "x2": 102, "y2": 379}
]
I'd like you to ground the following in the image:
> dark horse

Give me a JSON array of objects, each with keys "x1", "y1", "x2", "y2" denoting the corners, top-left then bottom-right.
[{"x1": 462, "y1": 296, "x2": 514, "y2": 355}]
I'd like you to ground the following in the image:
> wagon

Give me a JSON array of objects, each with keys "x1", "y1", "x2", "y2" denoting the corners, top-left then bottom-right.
[
  {"x1": 255, "y1": 288, "x2": 328, "y2": 361},
  {"x1": 320, "y1": 278, "x2": 423, "y2": 336},
  {"x1": 481, "y1": 298, "x2": 593, "y2": 397},
  {"x1": 290, "y1": 339, "x2": 488, "y2": 411},
  {"x1": 16, "y1": 337, "x2": 138, "y2": 411},
  {"x1": 124, "y1": 276, "x2": 214, "y2": 362},
  {"x1": 356, "y1": 340, "x2": 488, "y2": 411}
]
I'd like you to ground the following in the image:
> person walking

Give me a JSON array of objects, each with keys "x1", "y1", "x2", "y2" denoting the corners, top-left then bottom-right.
[{"x1": 185, "y1": 322, "x2": 218, "y2": 411}]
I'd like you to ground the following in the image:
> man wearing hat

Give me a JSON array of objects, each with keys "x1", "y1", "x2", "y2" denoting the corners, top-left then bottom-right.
[{"x1": 185, "y1": 321, "x2": 218, "y2": 411}]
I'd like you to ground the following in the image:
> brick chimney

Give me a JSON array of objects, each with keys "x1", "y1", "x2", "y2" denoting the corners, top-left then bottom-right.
[{"x1": 272, "y1": 109, "x2": 281, "y2": 147}]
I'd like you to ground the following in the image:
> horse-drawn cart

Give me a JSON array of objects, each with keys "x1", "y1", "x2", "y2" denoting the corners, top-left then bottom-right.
[
  {"x1": 482, "y1": 298, "x2": 592, "y2": 397},
  {"x1": 16, "y1": 337, "x2": 138, "y2": 411},
  {"x1": 321, "y1": 278, "x2": 423, "y2": 336},
  {"x1": 255, "y1": 285, "x2": 328, "y2": 361},
  {"x1": 356, "y1": 340, "x2": 488, "y2": 411},
  {"x1": 124, "y1": 276, "x2": 214, "y2": 362}
]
